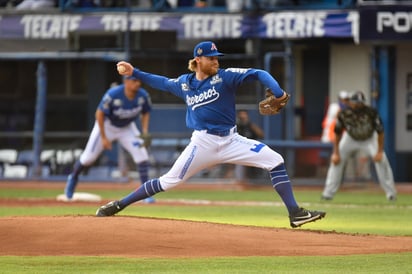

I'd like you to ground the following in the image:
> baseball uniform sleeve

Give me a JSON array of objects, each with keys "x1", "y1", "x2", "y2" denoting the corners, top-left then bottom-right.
[
  {"x1": 334, "y1": 112, "x2": 345, "y2": 135},
  {"x1": 223, "y1": 68, "x2": 284, "y2": 97},
  {"x1": 97, "y1": 92, "x2": 112, "y2": 115},
  {"x1": 132, "y1": 69, "x2": 183, "y2": 97}
]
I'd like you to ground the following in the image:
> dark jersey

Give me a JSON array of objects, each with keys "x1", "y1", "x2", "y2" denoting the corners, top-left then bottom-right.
[{"x1": 334, "y1": 105, "x2": 384, "y2": 141}]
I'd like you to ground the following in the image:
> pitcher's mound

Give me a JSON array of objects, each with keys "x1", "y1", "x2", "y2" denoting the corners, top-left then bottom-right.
[
  {"x1": 1, "y1": 216, "x2": 412, "y2": 258},
  {"x1": 56, "y1": 192, "x2": 102, "y2": 202}
]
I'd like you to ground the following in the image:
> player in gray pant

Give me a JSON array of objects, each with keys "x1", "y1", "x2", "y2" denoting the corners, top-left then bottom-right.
[{"x1": 321, "y1": 91, "x2": 397, "y2": 201}]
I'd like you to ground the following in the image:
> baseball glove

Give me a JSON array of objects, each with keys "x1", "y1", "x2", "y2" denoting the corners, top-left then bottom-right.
[
  {"x1": 259, "y1": 89, "x2": 290, "y2": 115},
  {"x1": 140, "y1": 133, "x2": 152, "y2": 148}
]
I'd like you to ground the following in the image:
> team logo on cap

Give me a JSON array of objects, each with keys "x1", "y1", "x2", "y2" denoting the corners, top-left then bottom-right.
[
  {"x1": 197, "y1": 48, "x2": 203, "y2": 56},
  {"x1": 211, "y1": 43, "x2": 217, "y2": 51}
]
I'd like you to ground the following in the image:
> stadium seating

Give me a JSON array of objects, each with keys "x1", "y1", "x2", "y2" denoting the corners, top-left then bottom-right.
[
  {"x1": 0, "y1": 148, "x2": 83, "y2": 179},
  {"x1": 0, "y1": 149, "x2": 18, "y2": 164}
]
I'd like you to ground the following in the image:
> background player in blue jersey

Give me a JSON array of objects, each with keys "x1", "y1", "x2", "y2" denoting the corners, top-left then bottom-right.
[
  {"x1": 64, "y1": 75, "x2": 154, "y2": 203},
  {"x1": 96, "y1": 41, "x2": 326, "y2": 228}
]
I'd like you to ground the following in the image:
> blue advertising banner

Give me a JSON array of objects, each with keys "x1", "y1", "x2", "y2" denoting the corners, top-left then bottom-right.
[
  {"x1": 0, "y1": 11, "x2": 358, "y2": 41},
  {"x1": 360, "y1": 5, "x2": 412, "y2": 41}
]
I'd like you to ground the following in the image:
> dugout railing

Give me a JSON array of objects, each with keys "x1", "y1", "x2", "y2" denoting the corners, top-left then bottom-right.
[{"x1": 0, "y1": 131, "x2": 333, "y2": 184}]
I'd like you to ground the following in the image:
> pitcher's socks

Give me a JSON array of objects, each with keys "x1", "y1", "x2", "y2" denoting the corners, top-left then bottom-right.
[
  {"x1": 270, "y1": 163, "x2": 299, "y2": 214},
  {"x1": 119, "y1": 178, "x2": 163, "y2": 208}
]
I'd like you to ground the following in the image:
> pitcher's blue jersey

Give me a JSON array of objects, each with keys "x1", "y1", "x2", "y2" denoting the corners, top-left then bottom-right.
[
  {"x1": 132, "y1": 68, "x2": 283, "y2": 132},
  {"x1": 98, "y1": 84, "x2": 152, "y2": 128}
]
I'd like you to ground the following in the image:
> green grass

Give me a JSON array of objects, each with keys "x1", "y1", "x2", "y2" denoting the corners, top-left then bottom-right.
[
  {"x1": 1, "y1": 184, "x2": 411, "y2": 273},
  {"x1": 0, "y1": 254, "x2": 411, "y2": 274},
  {"x1": 1, "y1": 187, "x2": 410, "y2": 235}
]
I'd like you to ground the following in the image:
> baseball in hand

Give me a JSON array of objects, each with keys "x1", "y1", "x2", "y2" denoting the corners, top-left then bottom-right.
[{"x1": 117, "y1": 64, "x2": 126, "y2": 74}]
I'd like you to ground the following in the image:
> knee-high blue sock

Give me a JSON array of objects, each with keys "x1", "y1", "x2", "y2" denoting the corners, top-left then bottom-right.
[
  {"x1": 71, "y1": 160, "x2": 84, "y2": 179},
  {"x1": 65, "y1": 160, "x2": 85, "y2": 198},
  {"x1": 119, "y1": 178, "x2": 163, "y2": 208},
  {"x1": 137, "y1": 161, "x2": 150, "y2": 184},
  {"x1": 270, "y1": 163, "x2": 299, "y2": 214}
]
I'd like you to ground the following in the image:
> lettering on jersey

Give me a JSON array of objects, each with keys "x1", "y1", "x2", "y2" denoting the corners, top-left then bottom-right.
[
  {"x1": 180, "y1": 14, "x2": 242, "y2": 39},
  {"x1": 181, "y1": 83, "x2": 189, "y2": 91},
  {"x1": 225, "y1": 68, "x2": 249, "y2": 74},
  {"x1": 263, "y1": 12, "x2": 326, "y2": 38},
  {"x1": 113, "y1": 106, "x2": 142, "y2": 119},
  {"x1": 21, "y1": 15, "x2": 82, "y2": 39},
  {"x1": 186, "y1": 86, "x2": 219, "y2": 110},
  {"x1": 210, "y1": 75, "x2": 222, "y2": 85}
]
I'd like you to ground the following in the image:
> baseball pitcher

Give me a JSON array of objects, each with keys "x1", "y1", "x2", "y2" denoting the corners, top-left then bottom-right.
[{"x1": 96, "y1": 41, "x2": 326, "y2": 228}]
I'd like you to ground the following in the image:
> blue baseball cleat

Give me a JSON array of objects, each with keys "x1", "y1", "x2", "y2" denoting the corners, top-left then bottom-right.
[{"x1": 64, "y1": 174, "x2": 77, "y2": 199}]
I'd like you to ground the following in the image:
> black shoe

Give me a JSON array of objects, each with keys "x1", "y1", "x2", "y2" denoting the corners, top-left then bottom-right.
[
  {"x1": 289, "y1": 207, "x2": 326, "y2": 228},
  {"x1": 321, "y1": 195, "x2": 333, "y2": 201},
  {"x1": 388, "y1": 195, "x2": 397, "y2": 202},
  {"x1": 96, "y1": 200, "x2": 122, "y2": 217}
]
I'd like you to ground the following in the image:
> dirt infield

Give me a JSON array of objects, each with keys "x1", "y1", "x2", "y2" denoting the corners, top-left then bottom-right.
[
  {"x1": 1, "y1": 181, "x2": 412, "y2": 258},
  {"x1": 1, "y1": 216, "x2": 412, "y2": 258}
]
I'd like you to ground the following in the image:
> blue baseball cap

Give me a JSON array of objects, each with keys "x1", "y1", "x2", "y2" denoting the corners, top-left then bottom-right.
[{"x1": 193, "y1": 41, "x2": 224, "y2": 58}]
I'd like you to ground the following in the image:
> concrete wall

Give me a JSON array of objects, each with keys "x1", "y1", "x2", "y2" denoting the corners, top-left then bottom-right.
[{"x1": 329, "y1": 44, "x2": 371, "y2": 103}]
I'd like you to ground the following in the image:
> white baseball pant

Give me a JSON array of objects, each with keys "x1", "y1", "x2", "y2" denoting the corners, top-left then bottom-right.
[
  {"x1": 79, "y1": 120, "x2": 149, "y2": 166},
  {"x1": 159, "y1": 128, "x2": 284, "y2": 190}
]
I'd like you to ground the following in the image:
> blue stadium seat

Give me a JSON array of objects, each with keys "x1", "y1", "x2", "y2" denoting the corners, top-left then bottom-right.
[{"x1": 15, "y1": 150, "x2": 34, "y2": 165}]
